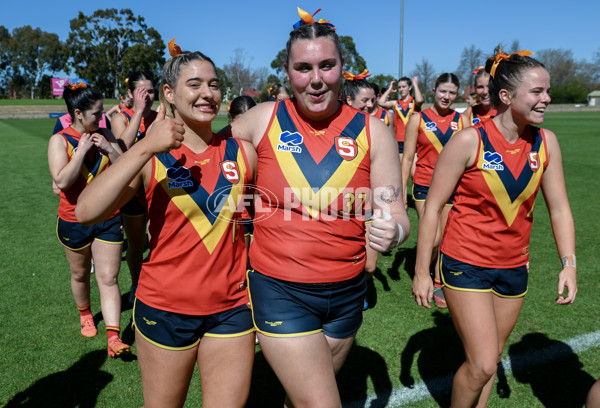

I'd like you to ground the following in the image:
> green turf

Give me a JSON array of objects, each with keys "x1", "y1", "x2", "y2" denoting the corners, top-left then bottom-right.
[{"x1": 0, "y1": 112, "x2": 598, "y2": 407}]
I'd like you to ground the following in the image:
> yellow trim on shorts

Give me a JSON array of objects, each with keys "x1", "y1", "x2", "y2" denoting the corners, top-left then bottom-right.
[
  {"x1": 56, "y1": 218, "x2": 123, "y2": 250},
  {"x1": 132, "y1": 299, "x2": 200, "y2": 351},
  {"x1": 247, "y1": 269, "x2": 324, "y2": 338},
  {"x1": 440, "y1": 259, "x2": 528, "y2": 299},
  {"x1": 94, "y1": 238, "x2": 124, "y2": 245},
  {"x1": 55, "y1": 218, "x2": 90, "y2": 251},
  {"x1": 58, "y1": 240, "x2": 92, "y2": 251},
  {"x1": 134, "y1": 324, "x2": 200, "y2": 351},
  {"x1": 256, "y1": 327, "x2": 323, "y2": 338},
  {"x1": 411, "y1": 183, "x2": 426, "y2": 202},
  {"x1": 204, "y1": 327, "x2": 256, "y2": 338}
]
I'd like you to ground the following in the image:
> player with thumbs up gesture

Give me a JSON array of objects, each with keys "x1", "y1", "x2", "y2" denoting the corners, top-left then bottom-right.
[{"x1": 76, "y1": 47, "x2": 257, "y2": 407}]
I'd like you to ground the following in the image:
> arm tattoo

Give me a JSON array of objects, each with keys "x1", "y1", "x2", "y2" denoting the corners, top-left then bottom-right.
[{"x1": 379, "y1": 185, "x2": 401, "y2": 204}]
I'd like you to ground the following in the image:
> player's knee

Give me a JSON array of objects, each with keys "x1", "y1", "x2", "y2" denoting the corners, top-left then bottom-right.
[{"x1": 465, "y1": 359, "x2": 498, "y2": 385}]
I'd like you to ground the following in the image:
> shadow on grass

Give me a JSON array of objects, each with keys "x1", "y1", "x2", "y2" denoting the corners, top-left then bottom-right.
[
  {"x1": 245, "y1": 348, "x2": 286, "y2": 407},
  {"x1": 365, "y1": 273, "x2": 379, "y2": 309},
  {"x1": 399, "y1": 310, "x2": 463, "y2": 407},
  {"x1": 391, "y1": 245, "x2": 416, "y2": 281},
  {"x1": 509, "y1": 332, "x2": 596, "y2": 407},
  {"x1": 4, "y1": 350, "x2": 112, "y2": 408},
  {"x1": 338, "y1": 343, "x2": 392, "y2": 407},
  {"x1": 245, "y1": 342, "x2": 392, "y2": 407}
]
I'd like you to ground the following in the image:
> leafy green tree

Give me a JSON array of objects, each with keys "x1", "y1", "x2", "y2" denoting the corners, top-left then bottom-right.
[
  {"x1": 6, "y1": 26, "x2": 64, "y2": 99},
  {"x1": 550, "y1": 80, "x2": 589, "y2": 104},
  {"x1": 270, "y1": 35, "x2": 367, "y2": 76},
  {"x1": 0, "y1": 25, "x2": 10, "y2": 96},
  {"x1": 370, "y1": 74, "x2": 395, "y2": 97},
  {"x1": 258, "y1": 74, "x2": 287, "y2": 102},
  {"x1": 37, "y1": 75, "x2": 54, "y2": 99},
  {"x1": 270, "y1": 49, "x2": 287, "y2": 78},
  {"x1": 216, "y1": 67, "x2": 234, "y2": 101},
  {"x1": 66, "y1": 8, "x2": 165, "y2": 98},
  {"x1": 339, "y1": 36, "x2": 366, "y2": 74}
]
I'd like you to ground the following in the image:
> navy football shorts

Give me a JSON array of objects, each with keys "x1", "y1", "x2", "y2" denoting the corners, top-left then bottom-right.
[
  {"x1": 247, "y1": 269, "x2": 366, "y2": 338},
  {"x1": 133, "y1": 298, "x2": 255, "y2": 350},
  {"x1": 412, "y1": 183, "x2": 454, "y2": 205},
  {"x1": 56, "y1": 215, "x2": 123, "y2": 250},
  {"x1": 440, "y1": 253, "x2": 528, "y2": 298}
]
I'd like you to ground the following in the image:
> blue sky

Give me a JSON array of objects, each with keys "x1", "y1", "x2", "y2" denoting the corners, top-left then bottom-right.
[{"x1": 4, "y1": 0, "x2": 599, "y2": 82}]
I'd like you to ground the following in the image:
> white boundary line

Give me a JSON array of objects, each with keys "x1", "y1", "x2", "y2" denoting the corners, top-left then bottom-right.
[{"x1": 344, "y1": 330, "x2": 600, "y2": 408}]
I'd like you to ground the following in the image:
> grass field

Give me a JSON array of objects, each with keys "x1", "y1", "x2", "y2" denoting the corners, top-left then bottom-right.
[{"x1": 0, "y1": 112, "x2": 599, "y2": 407}]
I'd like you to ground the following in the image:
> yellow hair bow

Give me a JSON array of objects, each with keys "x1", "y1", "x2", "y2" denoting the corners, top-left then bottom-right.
[
  {"x1": 342, "y1": 69, "x2": 370, "y2": 81},
  {"x1": 293, "y1": 7, "x2": 334, "y2": 29},
  {"x1": 69, "y1": 82, "x2": 87, "y2": 90},
  {"x1": 490, "y1": 50, "x2": 534, "y2": 78},
  {"x1": 168, "y1": 37, "x2": 182, "y2": 57}
]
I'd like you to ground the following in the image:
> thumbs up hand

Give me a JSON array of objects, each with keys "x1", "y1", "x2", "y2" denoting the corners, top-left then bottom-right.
[
  {"x1": 368, "y1": 209, "x2": 404, "y2": 253},
  {"x1": 144, "y1": 103, "x2": 185, "y2": 154}
]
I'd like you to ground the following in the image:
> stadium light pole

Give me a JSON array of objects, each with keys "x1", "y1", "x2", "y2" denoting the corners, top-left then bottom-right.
[{"x1": 398, "y1": 0, "x2": 404, "y2": 79}]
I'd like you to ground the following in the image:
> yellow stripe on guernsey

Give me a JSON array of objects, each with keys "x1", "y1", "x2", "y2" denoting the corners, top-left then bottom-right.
[
  {"x1": 478, "y1": 140, "x2": 547, "y2": 227},
  {"x1": 66, "y1": 141, "x2": 110, "y2": 184},
  {"x1": 421, "y1": 113, "x2": 463, "y2": 154},
  {"x1": 154, "y1": 149, "x2": 247, "y2": 254},
  {"x1": 81, "y1": 155, "x2": 110, "y2": 184},
  {"x1": 268, "y1": 116, "x2": 368, "y2": 219},
  {"x1": 395, "y1": 99, "x2": 413, "y2": 125}
]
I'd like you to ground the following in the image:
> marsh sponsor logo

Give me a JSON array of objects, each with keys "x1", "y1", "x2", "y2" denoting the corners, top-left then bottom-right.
[
  {"x1": 277, "y1": 131, "x2": 303, "y2": 153},
  {"x1": 166, "y1": 166, "x2": 193, "y2": 189},
  {"x1": 482, "y1": 151, "x2": 504, "y2": 171},
  {"x1": 425, "y1": 122, "x2": 437, "y2": 132}
]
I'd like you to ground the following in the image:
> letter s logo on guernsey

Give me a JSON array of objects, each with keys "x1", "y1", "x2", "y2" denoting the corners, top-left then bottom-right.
[
  {"x1": 335, "y1": 136, "x2": 357, "y2": 160},
  {"x1": 528, "y1": 152, "x2": 540, "y2": 171},
  {"x1": 220, "y1": 160, "x2": 240, "y2": 183}
]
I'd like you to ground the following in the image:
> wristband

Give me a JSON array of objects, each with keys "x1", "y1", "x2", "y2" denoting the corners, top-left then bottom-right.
[
  {"x1": 396, "y1": 222, "x2": 405, "y2": 247},
  {"x1": 561, "y1": 254, "x2": 576, "y2": 268},
  {"x1": 382, "y1": 210, "x2": 405, "y2": 247}
]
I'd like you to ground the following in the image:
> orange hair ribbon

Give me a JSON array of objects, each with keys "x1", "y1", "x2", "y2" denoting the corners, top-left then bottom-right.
[
  {"x1": 472, "y1": 66, "x2": 485, "y2": 75},
  {"x1": 168, "y1": 37, "x2": 182, "y2": 57},
  {"x1": 69, "y1": 82, "x2": 87, "y2": 90},
  {"x1": 342, "y1": 69, "x2": 371, "y2": 81},
  {"x1": 490, "y1": 50, "x2": 534, "y2": 78},
  {"x1": 293, "y1": 7, "x2": 334, "y2": 29}
]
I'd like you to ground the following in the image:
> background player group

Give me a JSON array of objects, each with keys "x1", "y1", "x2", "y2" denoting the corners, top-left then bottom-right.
[{"x1": 48, "y1": 6, "x2": 583, "y2": 408}]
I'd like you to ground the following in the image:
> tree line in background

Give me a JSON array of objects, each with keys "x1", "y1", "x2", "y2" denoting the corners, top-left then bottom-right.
[{"x1": 1, "y1": 8, "x2": 599, "y2": 104}]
